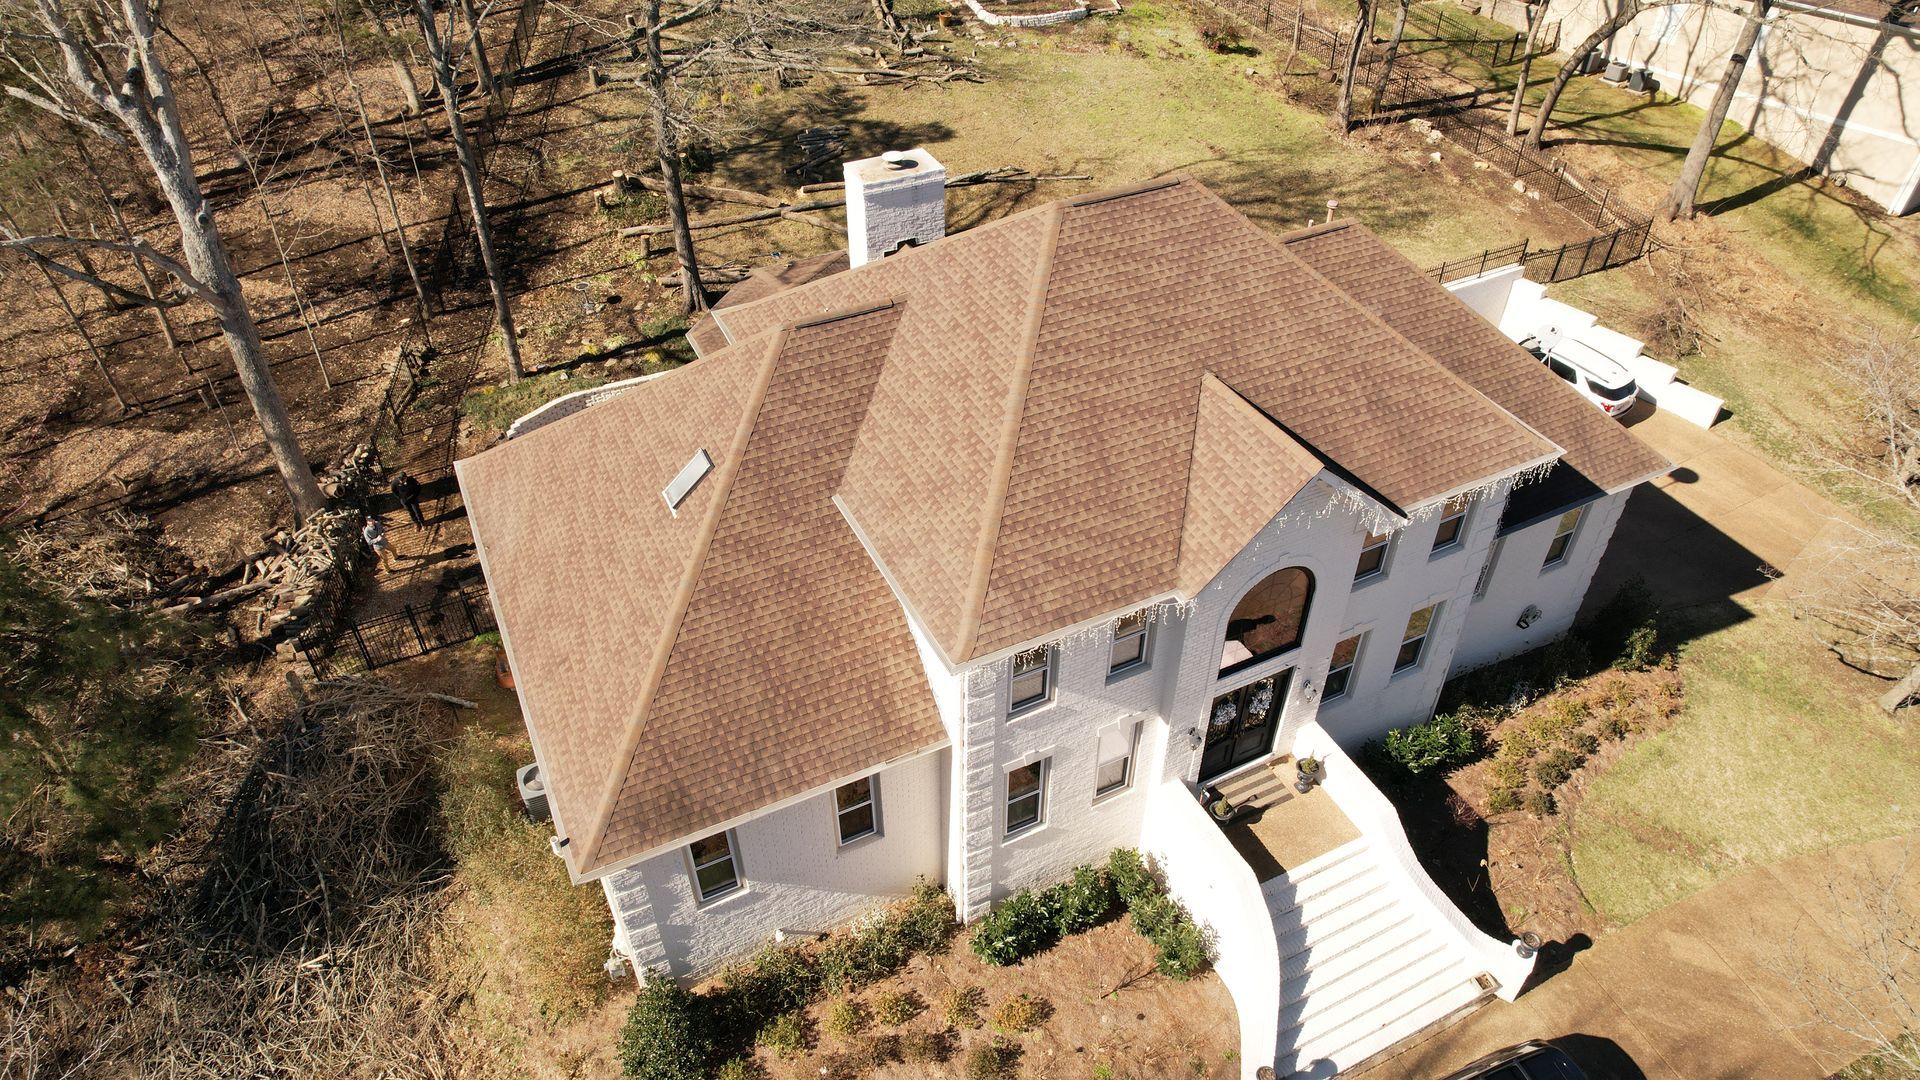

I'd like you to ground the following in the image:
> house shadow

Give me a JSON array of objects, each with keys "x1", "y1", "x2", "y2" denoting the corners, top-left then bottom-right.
[{"x1": 1581, "y1": 476, "x2": 1770, "y2": 650}]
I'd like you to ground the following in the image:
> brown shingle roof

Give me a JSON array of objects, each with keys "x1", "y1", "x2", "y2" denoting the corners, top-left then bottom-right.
[
  {"x1": 1280, "y1": 222, "x2": 1670, "y2": 512},
  {"x1": 688, "y1": 251, "x2": 853, "y2": 357},
  {"x1": 460, "y1": 177, "x2": 1657, "y2": 876},
  {"x1": 712, "y1": 178, "x2": 1558, "y2": 661}
]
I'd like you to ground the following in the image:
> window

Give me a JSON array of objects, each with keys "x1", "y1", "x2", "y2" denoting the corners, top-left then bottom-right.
[
  {"x1": 1431, "y1": 496, "x2": 1470, "y2": 554},
  {"x1": 1355, "y1": 530, "x2": 1391, "y2": 581},
  {"x1": 1542, "y1": 506, "x2": 1584, "y2": 568},
  {"x1": 1395, "y1": 604, "x2": 1440, "y2": 673},
  {"x1": 1325, "y1": 633, "x2": 1363, "y2": 700},
  {"x1": 1547, "y1": 356, "x2": 1578, "y2": 384},
  {"x1": 1094, "y1": 722, "x2": 1139, "y2": 797},
  {"x1": 1221, "y1": 567, "x2": 1314, "y2": 676},
  {"x1": 1010, "y1": 645, "x2": 1055, "y2": 714},
  {"x1": 1005, "y1": 759, "x2": 1048, "y2": 837},
  {"x1": 1109, "y1": 611, "x2": 1151, "y2": 677},
  {"x1": 688, "y1": 831, "x2": 740, "y2": 902},
  {"x1": 834, "y1": 776, "x2": 879, "y2": 845}
]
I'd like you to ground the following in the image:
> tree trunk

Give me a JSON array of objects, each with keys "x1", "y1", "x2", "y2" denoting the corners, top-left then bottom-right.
[
  {"x1": 1880, "y1": 661, "x2": 1920, "y2": 714},
  {"x1": 1370, "y1": 0, "x2": 1411, "y2": 113},
  {"x1": 417, "y1": 0, "x2": 524, "y2": 380},
  {"x1": 644, "y1": 0, "x2": 708, "y2": 313},
  {"x1": 1506, "y1": 0, "x2": 1546, "y2": 135},
  {"x1": 342, "y1": 42, "x2": 435, "y2": 330},
  {"x1": 367, "y1": 3, "x2": 426, "y2": 114},
  {"x1": 1656, "y1": 0, "x2": 1769, "y2": 221},
  {"x1": 455, "y1": 0, "x2": 499, "y2": 105},
  {"x1": 1332, "y1": 0, "x2": 1376, "y2": 133},
  {"x1": 1527, "y1": 0, "x2": 1696, "y2": 149},
  {"x1": 34, "y1": 0, "x2": 326, "y2": 521}
]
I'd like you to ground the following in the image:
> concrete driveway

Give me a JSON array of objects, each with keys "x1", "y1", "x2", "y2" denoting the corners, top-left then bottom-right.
[
  {"x1": 1350, "y1": 831, "x2": 1919, "y2": 1079},
  {"x1": 1586, "y1": 406, "x2": 1856, "y2": 618}
]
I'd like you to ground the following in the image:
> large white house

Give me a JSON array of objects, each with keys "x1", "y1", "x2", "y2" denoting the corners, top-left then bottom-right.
[{"x1": 455, "y1": 151, "x2": 1671, "y2": 1078}]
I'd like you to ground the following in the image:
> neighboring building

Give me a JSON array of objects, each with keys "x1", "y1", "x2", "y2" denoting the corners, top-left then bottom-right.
[
  {"x1": 1485, "y1": 0, "x2": 1920, "y2": 215},
  {"x1": 455, "y1": 150, "x2": 1671, "y2": 1077}
]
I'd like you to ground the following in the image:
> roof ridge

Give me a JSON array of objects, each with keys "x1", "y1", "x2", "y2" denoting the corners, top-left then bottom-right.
[
  {"x1": 1272, "y1": 217, "x2": 1358, "y2": 243},
  {"x1": 953, "y1": 203, "x2": 1064, "y2": 661},
  {"x1": 1066, "y1": 175, "x2": 1185, "y2": 207},
  {"x1": 573, "y1": 326, "x2": 789, "y2": 872}
]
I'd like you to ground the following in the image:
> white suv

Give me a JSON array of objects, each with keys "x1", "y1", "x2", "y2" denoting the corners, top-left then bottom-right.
[{"x1": 1521, "y1": 334, "x2": 1638, "y2": 418}]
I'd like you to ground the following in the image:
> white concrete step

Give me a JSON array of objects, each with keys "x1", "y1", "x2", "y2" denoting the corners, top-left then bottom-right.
[
  {"x1": 1285, "y1": 941, "x2": 1464, "y2": 1043},
  {"x1": 1268, "y1": 862, "x2": 1388, "y2": 927},
  {"x1": 1279, "y1": 913, "x2": 1428, "y2": 996},
  {"x1": 1275, "y1": 886, "x2": 1403, "y2": 961},
  {"x1": 1508, "y1": 278, "x2": 1547, "y2": 306},
  {"x1": 1625, "y1": 352, "x2": 1679, "y2": 389},
  {"x1": 1279, "y1": 970, "x2": 1487, "y2": 1079}
]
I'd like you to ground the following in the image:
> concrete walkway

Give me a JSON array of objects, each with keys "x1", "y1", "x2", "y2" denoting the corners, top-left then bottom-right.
[{"x1": 1352, "y1": 830, "x2": 1917, "y2": 1078}]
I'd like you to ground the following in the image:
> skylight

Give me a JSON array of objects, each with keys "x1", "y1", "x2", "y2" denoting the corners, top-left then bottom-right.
[{"x1": 662, "y1": 449, "x2": 713, "y2": 514}]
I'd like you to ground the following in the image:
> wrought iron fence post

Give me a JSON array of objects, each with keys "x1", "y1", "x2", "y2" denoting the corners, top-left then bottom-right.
[
  {"x1": 1518, "y1": 236, "x2": 1529, "y2": 269},
  {"x1": 1551, "y1": 243, "x2": 1567, "y2": 281},
  {"x1": 351, "y1": 624, "x2": 373, "y2": 670},
  {"x1": 457, "y1": 587, "x2": 478, "y2": 637},
  {"x1": 1601, "y1": 227, "x2": 1621, "y2": 269},
  {"x1": 405, "y1": 604, "x2": 428, "y2": 652}
]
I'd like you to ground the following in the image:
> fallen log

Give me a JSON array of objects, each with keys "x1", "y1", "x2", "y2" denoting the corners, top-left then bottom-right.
[
  {"x1": 611, "y1": 171, "x2": 787, "y2": 209},
  {"x1": 616, "y1": 196, "x2": 847, "y2": 237}
]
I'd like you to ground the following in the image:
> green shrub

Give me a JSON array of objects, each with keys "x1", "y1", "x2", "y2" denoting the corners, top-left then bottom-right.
[
  {"x1": 1616, "y1": 623, "x2": 1660, "y2": 672},
  {"x1": 1126, "y1": 892, "x2": 1212, "y2": 980},
  {"x1": 1582, "y1": 578, "x2": 1661, "y2": 669},
  {"x1": 969, "y1": 888, "x2": 1058, "y2": 966},
  {"x1": 873, "y1": 989, "x2": 920, "y2": 1026},
  {"x1": 714, "y1": 943, "x2": 819, "y2": 1027},
  {"x1": 1599, "y1": 710, "x2": 1633, "y2": 740},
  {"x1": 1573, "y1": 730, "x2": 1601, "y2": 754},
  {"x1": 1106, "y1": 848, "x2": 1157, "y2": 907},
  {"x1": 895, "y1": 879, "x2": 958, "y2": 955},
  {"x1": 1486, "y1": 786, "x2": 1521, "y2": 815},
  {"x1": 713, "y1": 1059, "x2": 755, "y2": 1080},
  {"x1": 1532, "y1": 747, "x2": 1583, "y2": 789},
  {"x1": 1053, "y1": 864, "x2": 1119, "y2": 935},
  {"x1": 618, "y1": 975, "x2": 710, "y2": 1080},
  {"x1": 943, "y1": 985, "x2": 986, "y2": 1028},
  {"x1": 755, "y1": 1011, "x2": 807, "y2": 1056},
  {"x1": 1522, "y1": 787, "x2": 1557, "y2": 817},
  {"x1": 825, "y1": 999, "x2": 870, "y2": 1039},
  {"x1": 1379, "y1": 709, "x2": 1479, "y2": 776}
]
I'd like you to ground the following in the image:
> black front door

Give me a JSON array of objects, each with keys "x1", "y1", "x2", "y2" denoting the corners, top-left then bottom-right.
[{"x1": 1199, "y1": 670, "x2": 1290, "y2": 783}]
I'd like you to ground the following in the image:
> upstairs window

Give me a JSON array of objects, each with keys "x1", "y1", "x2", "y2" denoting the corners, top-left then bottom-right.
[
  {"x1": 1431, "y1": 496, "x2": 1471, "y2": 554},
  {"x1": 1395, "y1": 604, "x2": 1440, "y2": 674},
  {"x1": 835, "y1": 776, "x2": 879, "y2": 845},
  {"x1": 1542, "y1": 506, "x2": 1585, "y2": 568},
  {"x1": 1110, "y1": 611, "x2": 1151, "y2": 677},
  {"x1": 1325, "y1": 633, "x2": 1363, "y2": 700},
  {"x1": 688, "y1": 831, "x2": 741, "y2": 903},
  {"x1": 1355, "y1": 530, "x2": 1392, "y2": 582},
  {"x1": 1010, "y1": 646, "x2": 1056, "y2": 715},
  {"x1": 1221, "y1": 567, "x2": 1315, "y2": 676}
]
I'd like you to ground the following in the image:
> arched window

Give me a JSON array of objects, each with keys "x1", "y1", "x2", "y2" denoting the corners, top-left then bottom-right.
[{"x1": 1220, "y1": 567, "x2": 1314, "y2": 676}]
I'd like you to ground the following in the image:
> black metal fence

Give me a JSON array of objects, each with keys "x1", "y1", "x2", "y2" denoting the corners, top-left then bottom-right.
[
  {"x1": 303, "y1": 580, "x2": 496, "y2": 676},
  {"x1": 1425, "y1": 219, "x2": 1653, "y2": 285}
]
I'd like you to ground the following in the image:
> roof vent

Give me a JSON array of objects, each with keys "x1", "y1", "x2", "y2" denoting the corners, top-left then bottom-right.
[{"x1": 662, "y1": 448, "x2": 714, "y2": 514}]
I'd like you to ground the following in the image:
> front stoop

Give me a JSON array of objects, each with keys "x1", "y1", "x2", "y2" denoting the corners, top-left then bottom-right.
[{"x1": 1267, "y1": 839, "x2": 1496, "y2": 1078}]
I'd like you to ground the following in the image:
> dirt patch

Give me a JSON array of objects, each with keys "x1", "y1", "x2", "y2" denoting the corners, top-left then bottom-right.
[{"x1": 736, "y1": 920, "x2": 1240, "y2": 1079}]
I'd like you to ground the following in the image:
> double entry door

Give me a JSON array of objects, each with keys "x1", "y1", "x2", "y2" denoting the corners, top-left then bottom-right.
[{"x1": 1199, "y1": 669, "x2": 1291, "y2": 783}]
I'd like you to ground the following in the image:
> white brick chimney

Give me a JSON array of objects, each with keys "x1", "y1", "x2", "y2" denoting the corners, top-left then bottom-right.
[{"x1": 844, "y1": 148, "x2": 945, "y2": 267}]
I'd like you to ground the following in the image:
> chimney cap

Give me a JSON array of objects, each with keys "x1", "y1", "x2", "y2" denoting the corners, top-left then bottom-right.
[{"x1": 882, "y1": 150, "x2": 916, "y2": 169}]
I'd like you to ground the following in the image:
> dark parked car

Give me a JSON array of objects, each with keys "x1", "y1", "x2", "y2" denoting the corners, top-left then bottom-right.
[{"x1": 1439, "y1": 1040, "x2": 1588, "y2": 1080}]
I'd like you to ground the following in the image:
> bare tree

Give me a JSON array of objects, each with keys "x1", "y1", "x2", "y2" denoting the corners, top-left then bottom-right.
[
  {"x1": 1506, "y1": 0, "x2": 1548, "y2": 136},
  {"x1": 1777, "y1": 846, "x2": 1919, "y2": 1072},
  {"x1": 1656, "y1": 0, "x2": 1770, "y2": 220},
  {"x1": 413, "y1": 0, "x2": 523, "y2": 380},
  {"x1": 1809, "y1": 334, "x2": 1920, "y2": 519},
  {"x1": 1332, "y1": 0, "x2": 1377, "y2": 133},
  {"x1": 2, "y1": 0, "x2": 327, "y2": 521},
  {"x1": 640, "y1": 0, "x2": 708, "y2": 312},
  {"x1": 1525, "y1": 0, "x2": 1701, "y2": 150},
  {"x1": 1369, "y1": 0, "x2": 1411, "y2": 114}
]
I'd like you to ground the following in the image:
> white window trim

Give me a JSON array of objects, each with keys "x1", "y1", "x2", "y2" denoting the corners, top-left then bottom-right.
[
  {"x1": 1393, "y1": 602, "x2": 1444, "y2": 676},
  {"x1": 686, "y1": 830, "x2": 744, "y2": 905},
  {"x1": 1009, "y1": 645, "x2": 1058, "y2": 718},
  {"x1": 1108, "y1": 612, "x2": 1153, "y2": 681},
  {"x1": 1003, "y1": 756, "x2": 1050, "y2": 840},
  {"x1": 1354, "y1": 531, "x2": 1394, "y2": 585},
  {"x1": 1093, "y1": 721, "x2": 1142, "y2": 802},
  {"x1": 1430, "y1": 499, "x2": 1471, "y2": 557},
  {"x1": 1541, "y1": 506, "x2": 1587, "y2": 571},
  {"x1": 1324, "y1": 632, "x2": 1365, "y2": 701},
  {"x1": 833, "y1": 775, "x2": 881, "y2": 848}
]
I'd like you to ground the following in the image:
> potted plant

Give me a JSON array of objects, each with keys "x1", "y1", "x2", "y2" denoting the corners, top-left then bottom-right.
[
  {"x1": 1294, "y1": 756, "x2": 1323, "y2": 793},
  {"x1": 1208, "y1": 793, "x2": 1237, "y2": 821}
]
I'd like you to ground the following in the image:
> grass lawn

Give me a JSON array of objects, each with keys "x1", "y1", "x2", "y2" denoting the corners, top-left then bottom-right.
[{"x1": 1569, "y1": 608, "x2": 1920, "y2": 925}]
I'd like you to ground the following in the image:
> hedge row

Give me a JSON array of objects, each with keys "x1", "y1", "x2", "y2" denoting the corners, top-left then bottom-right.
[{"x1": 968, "y1": 849, "x2": 1211, "y2": 980}]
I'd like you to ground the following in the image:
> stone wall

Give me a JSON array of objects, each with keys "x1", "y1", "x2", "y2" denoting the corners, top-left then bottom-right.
[{"x1": 963, "y1": 0, "x2": 1088, "y2": 27}]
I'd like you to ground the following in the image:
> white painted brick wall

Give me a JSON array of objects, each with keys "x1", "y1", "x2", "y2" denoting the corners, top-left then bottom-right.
[
  {"x1": 606, "y1": 749, "x2": 947, "y2": 980},
  {"x1": 963, "y1": 0, "x2": 1089, "y2": 26},
  {"x1": 1453, "y1": 489, "x2": 1629, "y2": 674},
  {"x1": 845, "y1": 151, "x2": 946, "y2": 267}
]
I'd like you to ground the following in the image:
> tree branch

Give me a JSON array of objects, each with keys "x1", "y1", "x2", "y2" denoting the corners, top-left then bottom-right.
[{"x1": 0, "y1": 232, "x2": 214, "y2": 305}]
